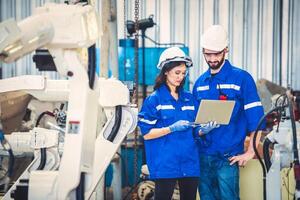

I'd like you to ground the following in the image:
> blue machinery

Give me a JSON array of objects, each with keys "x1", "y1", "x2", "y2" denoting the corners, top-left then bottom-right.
[{"x1": 118, "y1": 39, "x2": 190, "y2": 89}]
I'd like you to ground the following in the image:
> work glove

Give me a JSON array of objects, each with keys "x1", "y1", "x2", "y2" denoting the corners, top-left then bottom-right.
[
  {"x1": 169, "y1": 120, "x2": 191, "y2": 132},
  {"x1": 196, "y1": 121, "x2": 219, "y2": 135}
]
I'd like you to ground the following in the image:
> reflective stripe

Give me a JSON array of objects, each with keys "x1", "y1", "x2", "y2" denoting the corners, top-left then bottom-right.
[
  {"x1": 156, "y1": 105, "x2": 175, "y2": 111},
  {"x1": 197, "y1": 86, "x2": 209, "y2": 91},
  {"x1": 139, "y1": 118, "x2": 157, "y2": 125},
  {"x1": 244, "y1": 101, "x2": 262, "y2": 110},
  {"x1": 181, "y1": 106, "x2": 195, "y2": 111},
  {"x1": 217, "y1": 84, "x2": 240, "y2": 91}
]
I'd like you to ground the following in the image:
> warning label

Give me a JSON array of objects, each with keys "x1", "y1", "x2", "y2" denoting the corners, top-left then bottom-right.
[{"x1": 68, "y1": 121, "x2": 80, "y2": 134}]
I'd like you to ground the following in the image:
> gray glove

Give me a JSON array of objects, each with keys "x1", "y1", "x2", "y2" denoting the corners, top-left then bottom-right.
[
  {"x1": 169, "y1": 120, "x2": 191, "y2": 132},
  {"x1": 197, "y1": 121, "x2": 219, "y2": 135}
]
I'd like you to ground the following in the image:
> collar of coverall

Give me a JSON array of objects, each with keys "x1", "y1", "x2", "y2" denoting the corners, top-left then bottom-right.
[
  {"x1": 203, "y1": 59, "x2": 231, "y2": 82},
  {"x1": 158, "y1": 83, "x2": 191, "y2": 102}
]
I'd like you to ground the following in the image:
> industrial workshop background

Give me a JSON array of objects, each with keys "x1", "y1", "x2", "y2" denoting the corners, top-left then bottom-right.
[{"x1": 0, "y1": 0, "x2": 299, "y2": 90}]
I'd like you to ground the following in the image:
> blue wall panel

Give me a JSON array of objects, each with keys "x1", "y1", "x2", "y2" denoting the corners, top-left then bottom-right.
[{"x1": 118, "y1": 45, "x2": 190, "y2": 87}]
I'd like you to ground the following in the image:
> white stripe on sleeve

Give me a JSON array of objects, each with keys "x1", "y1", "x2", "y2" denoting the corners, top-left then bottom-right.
[
  {"x1": 197, "y1": 86, "x2": 209, "y2": 91},
  {"x1": 244, "y1": 101, "x2": 262, "y2": 110},
  {"x1": 156, "y1": 105, "x2": 175, "y2": 111},
  {"x1": 139, "y1": 118, "x2": 157, "y2": 125},
  {"x1": 181, "y1": 106, "x2": 195, "y2": 111}
]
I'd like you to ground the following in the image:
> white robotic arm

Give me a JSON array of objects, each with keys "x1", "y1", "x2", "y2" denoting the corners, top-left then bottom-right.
[
  {"x1": 263, "y1": 93, "x2": 300, "y2": 200},
  {"x1": 0, "y1": 16, "x2": 53, "y2": 63},
  {"x1": 0, "y1": 3, "x2": 99, "y2": 76},
  {"x1": 0, "y1": 3, "x2": 137, "y2": 200}
]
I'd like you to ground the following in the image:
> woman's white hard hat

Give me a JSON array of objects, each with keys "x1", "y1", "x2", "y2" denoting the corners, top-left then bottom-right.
[
  {"x1": 201, "y1": 25, "x2": 228, "y2": 51},
  {"x1": 157, "y1": 47, "x2": 193, "y2": 70}
]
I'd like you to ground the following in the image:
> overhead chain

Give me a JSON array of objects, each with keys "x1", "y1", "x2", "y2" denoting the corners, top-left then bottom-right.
[
  {"x1": 123, "y1": 0, "x2": 127, "y2": 80},
  {"x1": 133, "y1": 0, "x2": 140, "y2": 197},
  {"x1": 123, "y1": 0, "x2": 129, "y2": 189},
  {"x1": 124, "y1": 0, "x2": 127, "y2": 39}
]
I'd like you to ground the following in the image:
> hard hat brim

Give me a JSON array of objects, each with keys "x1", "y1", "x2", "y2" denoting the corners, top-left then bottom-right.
[{"x1": 157, "y1": 56, "x2": 193, "y2": 70}]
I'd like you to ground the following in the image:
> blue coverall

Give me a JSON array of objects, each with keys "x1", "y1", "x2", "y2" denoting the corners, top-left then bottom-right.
[
  {"x1": 193, "y1": 60, "x2": 265, "y2": 200},
  {"x1": 138, "y1": 84, "x2": 200, "y2": 180}
]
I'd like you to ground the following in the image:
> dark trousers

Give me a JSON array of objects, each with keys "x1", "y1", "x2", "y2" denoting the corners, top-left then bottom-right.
[{"x1": 154, "y1": 177, "x2": 199, "y2": 200}]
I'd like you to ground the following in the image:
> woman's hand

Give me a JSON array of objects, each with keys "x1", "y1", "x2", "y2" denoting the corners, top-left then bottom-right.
[{"x1": 169, "y1": 120, "x2": 191, "y2": 132}]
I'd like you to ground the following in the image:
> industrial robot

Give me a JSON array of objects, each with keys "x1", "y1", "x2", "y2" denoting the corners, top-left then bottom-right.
[
  {"x1": 255, "y1": 91, "x2": 300, "y2": 200},
  {"x1": 0, "y1": 2, "x2": 137, "y2": 199}
]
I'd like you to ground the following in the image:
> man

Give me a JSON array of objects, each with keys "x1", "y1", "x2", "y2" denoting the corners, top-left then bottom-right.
[{"x1": 193, "y1": 25, "x2": 265, "y2": 200}]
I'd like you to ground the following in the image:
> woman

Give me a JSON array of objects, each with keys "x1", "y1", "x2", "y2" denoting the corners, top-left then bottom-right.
[{"x1": 138, "y1": 47, "x2": 200, "y2": 200}]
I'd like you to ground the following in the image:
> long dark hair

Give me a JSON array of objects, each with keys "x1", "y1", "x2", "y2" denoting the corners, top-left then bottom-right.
[{"x1": 154, "y1": 61, "x2": 186, "y2": 93}]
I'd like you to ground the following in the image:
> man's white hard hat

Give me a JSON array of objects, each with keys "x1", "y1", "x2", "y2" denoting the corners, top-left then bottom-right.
[
  {"x1": 157, "y1": 47, "x2": 193, "y2": 70},
  {"x1": 201, "y1": 25, "x2": 228, "y2": 51}
]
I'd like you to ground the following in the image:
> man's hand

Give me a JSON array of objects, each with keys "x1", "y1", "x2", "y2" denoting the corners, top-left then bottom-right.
[
  {"x1": 229, "y1": 151, "x2": 255, "y2": 167},
  {"x1": 197, "y1": 121, "x2": 219, "y2": 136}
]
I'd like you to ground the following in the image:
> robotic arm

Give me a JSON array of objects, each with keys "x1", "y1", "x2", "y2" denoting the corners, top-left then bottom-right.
[
  {"x1": 0, "y1": 3, "x2": 137, "y2": 200},
  {"x1": 0, "y1": 2, "x2": 98, "y2": 75},
  {"x1": 0, "y1": 2, "x2": 100, "y2": 102},
  {"x1": 0, "y1": 17, "x2": 53, "y2": 63},
  {"x1": 256, "y1": 92, "x2": 300, "y2": 200}
]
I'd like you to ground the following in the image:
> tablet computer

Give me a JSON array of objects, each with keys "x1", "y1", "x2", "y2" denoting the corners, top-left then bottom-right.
[{"x1": 195, "y1": 100, "x2": 235, "y2": 125}]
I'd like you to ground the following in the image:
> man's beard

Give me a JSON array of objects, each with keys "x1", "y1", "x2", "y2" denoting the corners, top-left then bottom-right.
[{"x1": 206, "y1": 56, "x2": 225, "y2": 70}]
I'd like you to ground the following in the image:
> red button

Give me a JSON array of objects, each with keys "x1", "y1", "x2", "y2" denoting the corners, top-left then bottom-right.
[{"x1": 219, "y1": 95, "x2": 227, "y2": 100}]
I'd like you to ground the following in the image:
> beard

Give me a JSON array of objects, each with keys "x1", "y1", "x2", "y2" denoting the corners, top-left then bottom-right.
[{"x1": 206, "y1": 55, "x2": 225, "y2": 70}]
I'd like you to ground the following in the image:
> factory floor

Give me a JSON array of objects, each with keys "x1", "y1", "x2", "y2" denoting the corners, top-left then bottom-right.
[
  {"x1": 0, "y1": 160, "x2": 294, "y2": 199},
  {"x1": 107, "y1": 159, "x2": 295, "y2": 200}
]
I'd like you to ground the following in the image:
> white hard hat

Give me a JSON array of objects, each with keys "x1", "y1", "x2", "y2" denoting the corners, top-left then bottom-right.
[
  {"x1": 201, "y1": 25, "x2": 228, "y2": 51},
  {"x1": 157, "y1": 47, "x2": 193, "y2": 70}
]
